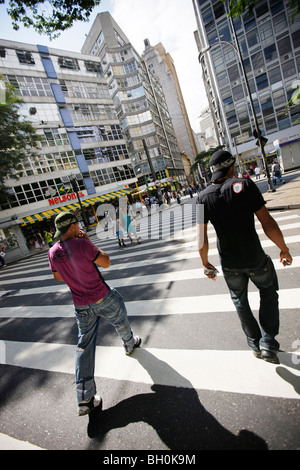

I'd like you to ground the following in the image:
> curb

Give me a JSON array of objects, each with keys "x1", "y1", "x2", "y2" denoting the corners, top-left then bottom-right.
[{"x1": 267, "y1": 203, "x2": 300, "y2": 211}]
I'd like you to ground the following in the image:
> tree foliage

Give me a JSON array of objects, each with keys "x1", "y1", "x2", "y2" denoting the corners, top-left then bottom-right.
[
  {"x1": 0, "y1": 0, "x2": 101, "y2": 39},
  {"x1": 0, "y1": 77, "x2": 41, "y2": 203},
  {"x1": 191, "y1": 146, "x2": 225, "y2": 175}
]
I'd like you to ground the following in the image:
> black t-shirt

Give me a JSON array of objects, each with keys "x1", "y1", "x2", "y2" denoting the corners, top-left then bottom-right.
[{"x1": 197, "y1": 178, "x2": 266, "y2": 268}]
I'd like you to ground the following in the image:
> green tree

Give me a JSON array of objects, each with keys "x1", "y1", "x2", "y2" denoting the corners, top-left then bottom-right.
[
  {"x1": 0, "y1": 77, "x2": 41, "y2": 203},
  {"x1": 191, "y1": 145, "x2": 225, "y2": 178},
  {"x1": 0, "y1": 0, "x2": 101, "y2": 39}
]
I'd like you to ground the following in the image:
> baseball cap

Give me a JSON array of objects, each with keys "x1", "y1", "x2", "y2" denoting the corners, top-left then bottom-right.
[
  {"x1": 54, "y1": 212, "x2": 78, "y2": 238},
  {"x1": 209, "y1": 150, "x2": 236, "y2": 181}
]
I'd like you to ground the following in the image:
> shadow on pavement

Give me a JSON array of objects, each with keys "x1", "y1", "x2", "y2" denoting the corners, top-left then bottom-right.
[{"x1": 87, "y1": 349, "x2": 268, "y2": 450}]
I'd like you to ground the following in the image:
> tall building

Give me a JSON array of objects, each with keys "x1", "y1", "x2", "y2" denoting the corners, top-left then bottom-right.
[
  {"x1": 193, "y1": 0, "x2": 300, "y2": 171},
  {"x1": 81, "y1": 12, "x2": 185, "y2": 187},
  {"x1": 0, "y1": 39, "x2": 134, "y2": 261},
  {"x1": 142, "y1": 39, "x2": 198, "y2": 164}
]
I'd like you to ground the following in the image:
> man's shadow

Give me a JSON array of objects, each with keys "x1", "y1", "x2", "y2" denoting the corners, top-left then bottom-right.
[{"x1": 87, "y1": 349, "x2": 267, "y2": 450}]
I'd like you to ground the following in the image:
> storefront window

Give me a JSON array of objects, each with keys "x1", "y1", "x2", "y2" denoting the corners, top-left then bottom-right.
[{"x1": 0, "y1": 228, "x2": 19, "y2": 251}]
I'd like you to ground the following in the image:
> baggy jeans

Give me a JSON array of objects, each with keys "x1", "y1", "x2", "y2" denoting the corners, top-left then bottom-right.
[
  {"x1": 74, "y1": 288, "x2": 135, "y2": 403},
  {"x1": 222, "y1": 255, "x2": 280, "y2": 352}
]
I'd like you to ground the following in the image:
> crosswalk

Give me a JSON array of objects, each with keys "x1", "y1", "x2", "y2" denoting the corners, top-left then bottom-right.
[{"x1": 0, "y1": 201, "x2": 300, "y2": 449}]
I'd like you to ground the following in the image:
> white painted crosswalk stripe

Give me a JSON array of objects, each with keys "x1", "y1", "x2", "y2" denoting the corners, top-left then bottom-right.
[
  {"x1": 1, "y1": 234, "x2": 299, "y2": 284},
  {"x1": 3, "y1": 256, "x2": 300, "y2": 297},
  {"x1": 1, "y1": 288, "x2": 299, "y2": 318},
  {"x1": 0, "y1": 340, "x2": 299, "y2": 399}
]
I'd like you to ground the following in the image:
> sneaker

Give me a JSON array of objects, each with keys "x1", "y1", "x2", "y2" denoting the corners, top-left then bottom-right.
[
  {"x1": 252, "y1": 349, "x2": 262, "y2": 359},
  {"x1": 78, "y1": 395, "x2": 102, "y2": 416},
  {"x1": 125, "y1": 336, "x2": 142, "y2": 356},
  {"x1": 261, "y1": 349, "x2": 280, "y2": 364}
]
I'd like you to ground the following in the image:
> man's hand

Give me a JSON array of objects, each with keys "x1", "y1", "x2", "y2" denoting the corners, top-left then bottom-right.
[
  {"x1": 78, "y1": 230, "x2": 89, "y2": 240},
  {"x1": 204, "y1": 262, "x2": 219, "y2": 281},
  {"x1": 280, "y1": 249, "x2": 293, "y2": 266}
]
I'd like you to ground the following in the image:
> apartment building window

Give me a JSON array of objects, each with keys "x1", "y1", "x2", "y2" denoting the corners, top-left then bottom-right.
[
  {"x1": 243, "y1": 12, "x2": 256, "y2": 32},
  {"x1": 259, "y1": 21, "x2": 274, "y2": 46},
  {"x1": 213, "y1": 2, "x2": 225, "y2": 20},
  {"x1": 5, "y1": 75, "x2": 52, "y2": 97},
  {"x1": 271, "y1": 1, "x2": 284, "y2": 16},
  {"x1": 261, "y1": 96, "x2": 274, "y2": 117},
  {"x1": 58, "y1": 57, "x2": 80, "y2": 71},
  {"x1": 273, "y1": 88, "x2": 286, "y2": 107},
  {"x1": 247, "y1": 28, "x2": 259, "y2": 48},
  {"x1": 264, "y1": 44, "x2": 277, "y2": 63},
  {"x1": 268, "y1": 66, "x2": 282, "y2": 85},
  {"x1": 256, "y1": 73, "x2": 269, "y2": 90},
  {"x1": 282, "y1": 59, "x2": 296, "y2": 79},
  {"x1": 124, "y1": 60, "x2": 137, "y2": 74},
  {"x1": 251, "y1": 50, "x2": 264, "y2": 71},
  {"x1": 60, "y1": 80, "x2": 110, "y2": 99},
  {"x1": 40, "y1": 128, "x2": 70, "y2": 147},
  {"x1": 277, "y1": 36, "x2": 292, "y2": 58},
  {"x1": 84, "y1": 61, "x2": 103, "y2": 75},
  {"x1": 0, "y1": 47, "x2": 5, "y2": 58},
  {"x1": 255, "y1": 2, "x2": 269, "y2": 18},
  {"x1": 273, "y1": 12, "x2": 288, "y2": 34},
  {"x1": 202, "y1": 4, "x2": 214, "y2": 28},
  {"x1": 292, "y1": 31, "x2": 300, "y2": 49},
  {"x1": 16, "y1": 50, "x2": 35, "y2": 65}
]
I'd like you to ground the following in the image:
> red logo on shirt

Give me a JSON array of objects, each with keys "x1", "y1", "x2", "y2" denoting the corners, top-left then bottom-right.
[{"x1": 232, "y1": 182, "x2": 243, "y2": 194}]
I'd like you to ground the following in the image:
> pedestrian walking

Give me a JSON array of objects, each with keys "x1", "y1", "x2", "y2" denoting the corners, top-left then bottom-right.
[
  {"x1": 196, "y1": 150, "x2": 292, "y2": 364},
  {"x1": 254, "y1": 166, "x2": 261, "y2": 180},
  {"x1": 116, "y1": 218, "x2": 126, "y2": 247},
  {"x1": 48, "y1": 212, "x2": 141, "y2": 416},
  {"x1": 43, "y1": 229, "x2": 53, "y2": 247},
  {"x1": 271, "y1": 161, "x2": 285, "y2": 185},
  {"x1": 0, "y1": 249, "x2": 6, "y2": 268}
]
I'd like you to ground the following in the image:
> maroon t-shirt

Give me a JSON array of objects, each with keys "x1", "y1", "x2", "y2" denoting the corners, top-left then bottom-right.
[{"x1": 48, "y1": 238, "x2": 109, "y2": 306}]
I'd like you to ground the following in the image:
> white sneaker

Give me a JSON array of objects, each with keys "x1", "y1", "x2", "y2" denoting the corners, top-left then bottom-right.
[
  {"x1": 78, "y1": 395, "x2": 102, "y2": 416},
  {"x1": 124, "y1": 336, "x2": 142, "y2": 355}
]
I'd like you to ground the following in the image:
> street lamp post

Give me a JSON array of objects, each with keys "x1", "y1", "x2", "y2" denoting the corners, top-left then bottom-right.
[
  {"x1": 199, "y1": 32, "x2": 275, "y2": 192},
  {"x1": 69, "y1": 175, "x2": 90, "y2": 230}
]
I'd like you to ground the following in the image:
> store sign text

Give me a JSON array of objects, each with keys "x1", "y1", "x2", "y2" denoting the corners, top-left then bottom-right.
[{"x1": 48, "y1": 192, "x2": 85, "y2": 206}]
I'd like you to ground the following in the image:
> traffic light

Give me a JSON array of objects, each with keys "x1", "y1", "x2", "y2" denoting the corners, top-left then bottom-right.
[{"x1": 253, "y1": 129, "x2": 268, "y2": 148}]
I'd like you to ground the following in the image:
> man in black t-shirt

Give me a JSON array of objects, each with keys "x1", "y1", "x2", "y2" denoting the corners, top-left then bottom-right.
[{"x1": 196, "y1": 150, "x2": 292, "y2": 364}]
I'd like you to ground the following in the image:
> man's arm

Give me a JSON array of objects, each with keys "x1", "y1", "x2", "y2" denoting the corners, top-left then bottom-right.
[
  {"x1": 255, "y1": 205, "x2": 292, "y2": 266},
  {"x1": 78, "y1": 230, "x2": 111, "y2": 268},
  {"x1": 197, "y1": 223, "x2": 218, "y2": 280},
  {"x1": 93, "y1": 249, "x2": 111, "y2": 269}
]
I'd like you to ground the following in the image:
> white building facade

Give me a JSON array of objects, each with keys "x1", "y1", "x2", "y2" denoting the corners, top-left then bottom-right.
[{"x1": 0, "y1": 39, "x2": 135, "y2": 261}]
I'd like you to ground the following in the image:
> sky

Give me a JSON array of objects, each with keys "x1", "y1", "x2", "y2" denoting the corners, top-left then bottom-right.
[{"x1": 0, "y1": 0, "x2": 208, "y2": 131}]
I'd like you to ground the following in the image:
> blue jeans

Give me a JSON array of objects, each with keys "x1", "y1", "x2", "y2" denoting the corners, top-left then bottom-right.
[
  {"x1": 223, "y1": 255, "x2": 280, "y2": 352},
  {"x1": 74, "y1": 288, "x2": 134, "y2": 403}
]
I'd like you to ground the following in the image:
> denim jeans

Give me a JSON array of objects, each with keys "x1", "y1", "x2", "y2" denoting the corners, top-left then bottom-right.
[
  {"x1": 74, "y1": 288, "x2": 134, "y2": 403},
  {"x1": 223, "y1": 255, "x2": 280, "y2": 352}
]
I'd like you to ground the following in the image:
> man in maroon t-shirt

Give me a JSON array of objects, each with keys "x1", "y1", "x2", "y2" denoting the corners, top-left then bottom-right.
[{"x1": 48, "y1": 212, "x2": 141, "y2": 416}]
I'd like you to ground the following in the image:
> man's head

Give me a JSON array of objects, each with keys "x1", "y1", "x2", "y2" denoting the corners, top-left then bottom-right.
[
  {"x1": 54, "y1": 212, "x2": 78, "y2": 239},
  {"x1": 209, "y1": 150, "x2": 236, "y2": 182}
]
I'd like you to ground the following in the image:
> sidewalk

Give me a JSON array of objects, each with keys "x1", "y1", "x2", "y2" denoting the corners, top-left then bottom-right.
[{"x1": 253, "y1": 169, "x2": 300, "y2": 211}]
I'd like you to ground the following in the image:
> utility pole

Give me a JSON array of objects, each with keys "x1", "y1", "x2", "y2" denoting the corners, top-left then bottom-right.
[{"x1": 142, "y1": 139, "x2": 163, "y2": 205}]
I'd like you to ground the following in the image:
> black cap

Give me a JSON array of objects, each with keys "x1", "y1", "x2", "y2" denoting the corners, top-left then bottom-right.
[{"x1": 209, "y1": 150, "x2": 236, "y2": 181}]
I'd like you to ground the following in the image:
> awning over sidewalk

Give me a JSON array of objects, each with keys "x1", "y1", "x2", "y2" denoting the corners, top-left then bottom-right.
[{"x1": 20, "y1": 189, "x2": 131, "y2": 226}]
